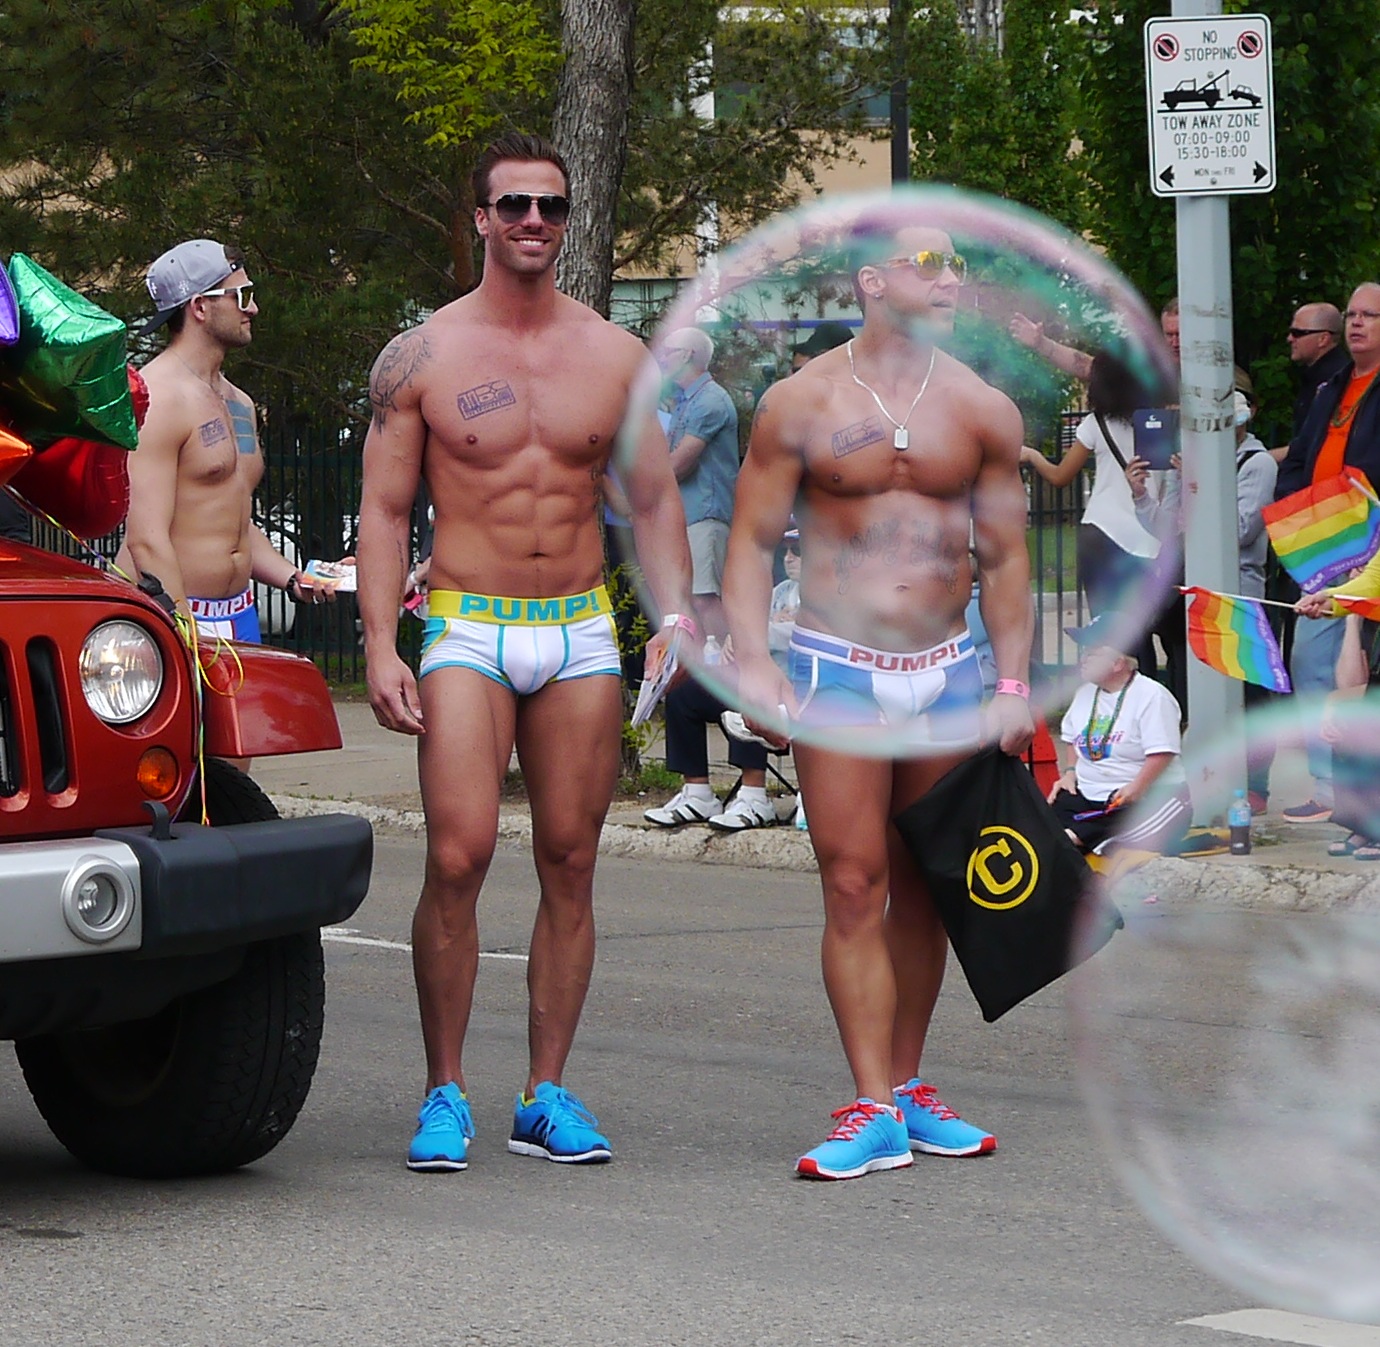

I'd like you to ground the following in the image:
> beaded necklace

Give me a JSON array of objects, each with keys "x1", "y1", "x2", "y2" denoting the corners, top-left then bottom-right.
[
  {"x1": 1330, "y1": 369, "x2": 1379, "y2": 430},
  {"x1": 1083, "y1": 671, "x2": 1134, "y2": 762}
]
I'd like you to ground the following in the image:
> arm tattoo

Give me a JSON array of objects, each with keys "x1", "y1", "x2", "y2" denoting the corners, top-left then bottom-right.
[
  {"x1": 369, "y1": 331, "x2": 431, "y2": 431},
  {"x1": 832, "y1": 417, "x2": 887, "y2": 458}
]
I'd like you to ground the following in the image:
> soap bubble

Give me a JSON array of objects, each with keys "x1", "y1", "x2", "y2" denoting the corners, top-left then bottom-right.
[
  {"x1": 617, "y1": 184, "x2": 1177, "y2": 756},
  {"x1": 1069, "y1": 689, "x2": 1380, "y2": 1320}
]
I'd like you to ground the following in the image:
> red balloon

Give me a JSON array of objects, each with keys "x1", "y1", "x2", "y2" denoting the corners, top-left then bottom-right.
[
  {"x1": 127, "y1": 364, "x2": 150, "y2": 430},
  {"x1": 10, "y1": 434, "x2": 130, "y2": 538}
]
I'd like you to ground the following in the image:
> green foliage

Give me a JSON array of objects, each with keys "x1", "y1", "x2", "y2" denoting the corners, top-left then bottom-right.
[
  {"x1": 1071, "y1": 0, "x2": 1380, "y2": 433},
  {"x1": 343, "y1": 0, "x2": 559, "y2": 147},
  {"x1": 909, "y1": 0, "x2": 1090, "y2": 234},
  {"x1": 0, "y1": 0, "x2": 471, "y2": 420},
  {"x1": 617, "y1": 0, "x2": 884, "y2": 279}
]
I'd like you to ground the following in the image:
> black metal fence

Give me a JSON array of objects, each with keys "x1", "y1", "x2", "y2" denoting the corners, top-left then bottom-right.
[{"x1": 29, "y1": 410, "x2": 1090, "y2": 685}]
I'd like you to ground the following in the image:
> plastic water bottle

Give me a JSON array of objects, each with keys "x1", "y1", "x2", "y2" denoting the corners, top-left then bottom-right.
[
  {"x1": 794, "y1": 790, "x2": 808, "y2": 832},
  {"x1": 1228, "y1": 788, "x2": 1252, "y2": 856},
  {"x1": 702, "y1": 635, "x2": 721, "y2": 666}
]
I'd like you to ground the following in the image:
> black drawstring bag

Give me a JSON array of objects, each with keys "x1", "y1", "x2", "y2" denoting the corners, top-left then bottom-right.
[{"x1": 892, "y1": 747, "x2": 1123, "y2": 1022}]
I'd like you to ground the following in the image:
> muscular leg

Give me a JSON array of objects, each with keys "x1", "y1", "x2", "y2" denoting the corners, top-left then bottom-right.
[
  {"x1": 886, "y1": 753, "x2": 964, "y2": 1083},
  {"x1": 514, "y1": 672, "x2": 622, "y2": 1094},
  {"x1": 795, "y1": 743, "x2": 898, "y2": 1104},
  {"x1": 414, "y1": 668, "x2": 517, "y2": 1092}
]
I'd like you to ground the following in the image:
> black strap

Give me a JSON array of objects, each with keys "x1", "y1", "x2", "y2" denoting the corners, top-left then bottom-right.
[
  {"x1": 1236, "y1": 449, "x2": 1263, "y2": 472},
  {"x1": 1093, "y1": 411, "x2": 1130, "y2": 471}
]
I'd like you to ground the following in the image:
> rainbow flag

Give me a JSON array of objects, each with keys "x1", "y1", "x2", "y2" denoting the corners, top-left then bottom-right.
[
  {"x1": 1184, "y1": 587, "x2": 1291, "y2": 692},
  {"x1": 1333, "y1": 594, "x2": 1380, "y2": 622},
  {"x1": 1262, "y1": 468, "x2": 1380, "y2": 594}
]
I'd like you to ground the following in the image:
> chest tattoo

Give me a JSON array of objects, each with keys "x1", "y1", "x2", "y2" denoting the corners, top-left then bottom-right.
[
  {"x1": 226, "y1": 400, "x2": 256, "y2": 454},
  {"x1": 198, "y1": 418, "x2": 229, "y2": 447},
  {"x1": 457, "y1": 380, "x2": 518, "y2": 420},
  {"x1": 831, "y1": 416, "x2": 887, "y2": 458}
]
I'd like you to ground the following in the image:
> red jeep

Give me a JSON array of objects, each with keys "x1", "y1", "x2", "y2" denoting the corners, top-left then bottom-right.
[{"x1": 0, "y1": 537, "x2": 373, "y2": 1177}]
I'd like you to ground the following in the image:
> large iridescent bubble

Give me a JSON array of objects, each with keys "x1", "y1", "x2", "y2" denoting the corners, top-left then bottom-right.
[
  {"x1": 1069, "y1": 691, "x2": 1380, "y2": 1321},
  {"x1": 616, "y1": 185, "x2": 1177, "y2": 756}
]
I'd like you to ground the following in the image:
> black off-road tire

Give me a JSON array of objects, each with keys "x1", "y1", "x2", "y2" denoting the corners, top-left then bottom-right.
[{"x1": 15, "y1": 759, "x2": 328, "y2": 1178}]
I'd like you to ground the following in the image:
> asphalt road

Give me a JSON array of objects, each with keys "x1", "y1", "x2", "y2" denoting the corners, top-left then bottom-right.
[{"x1": 0, "y1": 834, "x2": 1359, "y2": 1346}]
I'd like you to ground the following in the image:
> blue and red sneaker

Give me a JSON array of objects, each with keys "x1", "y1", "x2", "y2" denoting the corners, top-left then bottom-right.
[
  {"x1": 893, "y1": 1079, "x2": 996, "y2": 1156},
  {"x1": 795, "y1": 1098, "x2": 913, "y2": 1180}
]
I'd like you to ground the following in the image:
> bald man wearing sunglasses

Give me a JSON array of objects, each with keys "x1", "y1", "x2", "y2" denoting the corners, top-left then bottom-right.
[
  {"x1": 357, "y1": 132, "x2": 693, "y2": 1174},
  {"x1": 724, "y1": 219, "x2": 1034, "y2": 1180},
  {"x1": 118, "y1": 237, "x2": 334, "y2": 640}
]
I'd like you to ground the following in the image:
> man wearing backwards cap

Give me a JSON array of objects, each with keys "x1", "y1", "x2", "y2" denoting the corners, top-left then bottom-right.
[{"x1": 115, "y1": 238, "x2": 333, "y2": 642}]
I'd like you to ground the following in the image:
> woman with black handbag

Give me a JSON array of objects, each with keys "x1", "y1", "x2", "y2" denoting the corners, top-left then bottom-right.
[{"x1": 1021, "y1": 352, "x2": 1167, "y2": 678}]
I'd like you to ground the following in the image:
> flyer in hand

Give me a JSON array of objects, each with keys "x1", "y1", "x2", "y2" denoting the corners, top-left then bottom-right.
[
  {"x1": 631, "y1": 630, "x2": 682, "y2": 728},
  {"x1": 304, "y1": 559, "x2": 357, "y2": 592}
]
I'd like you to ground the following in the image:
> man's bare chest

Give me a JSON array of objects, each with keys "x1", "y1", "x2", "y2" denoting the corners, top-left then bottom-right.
[
  {"x1": 800, "y1": 386, "x2": 982, "y2": 499},
  {"x1": 181, "y1": 397, "x2": 261, "y2": 487},
  {"x1": 421, "y1": 351, "x2": 629, "y2": 468}
]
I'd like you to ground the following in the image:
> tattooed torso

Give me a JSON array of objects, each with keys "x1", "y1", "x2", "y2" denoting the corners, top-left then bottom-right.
[
  {"x1": 366, "y1": 293, "x2": 651, "y2": 598},
  {"x1": 751, "y1": 346, "x2": 1022, "y2": 650},
  {"x1": 114, "y1": 350, "x2": 266, "y2": 602}
]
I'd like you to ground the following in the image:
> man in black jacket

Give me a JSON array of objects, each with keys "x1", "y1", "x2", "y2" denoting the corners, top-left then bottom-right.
[{"x1": 1286, "y1": 301, "x2": 1348, "y2": 445}]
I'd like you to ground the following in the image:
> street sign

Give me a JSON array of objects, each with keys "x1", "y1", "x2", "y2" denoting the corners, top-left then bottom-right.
[{"x1": 1144, "y1": 14, "x2": 1274, "y2": 197}]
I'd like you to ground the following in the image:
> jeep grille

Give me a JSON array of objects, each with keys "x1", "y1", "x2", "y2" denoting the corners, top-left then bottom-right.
[{"x1": 0, "y1": 651, "x2": 15, "y2": 796}]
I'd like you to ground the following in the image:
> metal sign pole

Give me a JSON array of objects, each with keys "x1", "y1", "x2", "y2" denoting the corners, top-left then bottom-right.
[{"x1": 1171, "y1": 0, "x2": 1245, "y2": 814}]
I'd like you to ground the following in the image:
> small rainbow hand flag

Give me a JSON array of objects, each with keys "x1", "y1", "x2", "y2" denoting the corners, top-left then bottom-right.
[
  {"x1": 1262, "y1": 468, "x2": 1380, "y2": 594},
  {"x1": 1333, "y1": 594, "x2": 1380, "y2": 621},
  {"x1": 1184, "y1": 587, "x2": 1292, "y2": 692}
]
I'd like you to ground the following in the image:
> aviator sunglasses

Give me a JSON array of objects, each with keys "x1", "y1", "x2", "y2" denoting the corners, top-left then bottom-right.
[
  {"x1": 885, "y1": 250, "x2": 968, "y2": 283},
  {"x1": 200, "y1": 283, "x2": 255, "y2": 311},
  {"x1": 481, "y1": 193, "x2": 571, "y2": 226}
]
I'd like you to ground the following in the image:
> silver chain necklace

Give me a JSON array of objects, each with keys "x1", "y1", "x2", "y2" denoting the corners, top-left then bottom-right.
[{"x1": 846, "y1": 339, "x2": 937, "y2": 451}]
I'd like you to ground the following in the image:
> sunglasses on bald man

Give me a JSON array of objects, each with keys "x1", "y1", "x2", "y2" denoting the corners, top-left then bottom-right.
[
  {"x1": 481, "y1": 193, "x2": 571, "y2": 226},
  {"x1": 884, "y1": 251, "x2": 968, "y2": 283}
]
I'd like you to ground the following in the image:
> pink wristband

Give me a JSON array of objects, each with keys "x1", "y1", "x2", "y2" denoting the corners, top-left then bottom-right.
[
  {"x1": 995, "y1": 678, "x2": 1030, "y2": 699},
  {"x1": 662, "y1": 612, "x2": 699, "y2": 640}
]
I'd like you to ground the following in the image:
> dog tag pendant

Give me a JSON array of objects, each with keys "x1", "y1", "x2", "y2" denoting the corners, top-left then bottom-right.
[{"x1": 893, "y1": 427, "x2": 909, "y2": 450}]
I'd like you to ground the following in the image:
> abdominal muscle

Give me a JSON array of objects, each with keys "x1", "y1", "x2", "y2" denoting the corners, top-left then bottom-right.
[{"x1": 795, "y1": 499, "x2": 974, "y2": 652}]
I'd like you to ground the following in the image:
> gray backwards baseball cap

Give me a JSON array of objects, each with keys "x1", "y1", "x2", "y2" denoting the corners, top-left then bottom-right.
[{"x1": 137, "y1": 239, "x2": 237, "y2": 336}]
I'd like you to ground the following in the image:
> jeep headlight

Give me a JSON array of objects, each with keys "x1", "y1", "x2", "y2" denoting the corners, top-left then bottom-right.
[{"x1": 80, "y1": 621, "x2": 164, "y2": 725}]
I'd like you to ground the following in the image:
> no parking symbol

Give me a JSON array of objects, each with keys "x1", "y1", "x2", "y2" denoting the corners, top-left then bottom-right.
[{"x1": 1153, "y1": 33, "x2": 1180, "y2": 61}]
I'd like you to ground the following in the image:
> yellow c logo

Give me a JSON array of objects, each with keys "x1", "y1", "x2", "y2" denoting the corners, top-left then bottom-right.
[{"x1": 966, "y1": 826, "x2": 1039, "y2": 910}]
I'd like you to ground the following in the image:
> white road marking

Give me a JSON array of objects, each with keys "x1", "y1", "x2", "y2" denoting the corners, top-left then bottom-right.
[
  {"x1": 322, "y1": 926, "x2": 528, "y2": 961},
  {"x1": 1185, "y1": 1310, "x2": 1380, "y2": 1345}
]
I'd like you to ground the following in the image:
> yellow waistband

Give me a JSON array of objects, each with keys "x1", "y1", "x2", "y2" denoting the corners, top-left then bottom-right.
[{"x1": 428, "y1": 585, "x2": 612, "y2": 626}]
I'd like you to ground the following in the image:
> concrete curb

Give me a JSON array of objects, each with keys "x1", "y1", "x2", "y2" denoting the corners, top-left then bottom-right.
[
  {"x1": 270, "y1": 794, "x2": 1380, "y2": 898},
  {"x1": 270, "y1": 793, "x2": 822, "y2": 873}
]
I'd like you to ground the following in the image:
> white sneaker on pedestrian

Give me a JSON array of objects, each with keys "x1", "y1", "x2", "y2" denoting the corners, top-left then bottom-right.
[
  {"x1": 644, "y1": 787, "x2": 723, "y2": 827},
  {"x1": 707, "y1": 792, "x2": 777, "y2": 831}
]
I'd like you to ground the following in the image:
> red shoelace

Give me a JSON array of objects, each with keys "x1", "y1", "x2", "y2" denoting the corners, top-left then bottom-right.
[
  {"x1": 894, "y1": 1082, "x2": 957, "y2": 1120},
  {"x1": 824, "y1": 1099, "x2": 893, "y2": 1139}
]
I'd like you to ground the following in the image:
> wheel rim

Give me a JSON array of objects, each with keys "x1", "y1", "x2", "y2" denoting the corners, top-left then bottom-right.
[{"x1": 54, "y1": 1002, "x2": 183, "y2": 1107}]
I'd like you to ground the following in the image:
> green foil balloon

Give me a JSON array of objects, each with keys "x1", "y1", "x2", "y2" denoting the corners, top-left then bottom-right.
[{"x1": 0, "y1": 254, "x2": 137, "y2": 451}]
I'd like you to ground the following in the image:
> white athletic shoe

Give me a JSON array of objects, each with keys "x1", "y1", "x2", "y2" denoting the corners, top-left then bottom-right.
[
  {"x1": 644, "y1": 788, "x2": 723, "y2": 827},
  {"x1": 707, "y1": 793, "x2": 777, "y2": 831}
]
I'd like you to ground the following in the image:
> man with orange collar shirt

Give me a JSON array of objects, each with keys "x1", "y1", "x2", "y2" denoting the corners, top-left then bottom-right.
[{"x1": 1274, "y1": 284, "x2": 1380, "y2": 823}]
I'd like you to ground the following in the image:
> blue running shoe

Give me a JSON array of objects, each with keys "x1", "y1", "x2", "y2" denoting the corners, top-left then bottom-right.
[
  {"x1": 508, "y1": 1082, "x2": 612, "y2": 1163},
  {"x1": 893, "y1": 1079, "x2": 996, "y2": 1157},
  {"x1": 795, "y1": 1099, "x2": 912, "y2": 1180},
  {"x1": 407, "y1": 1082, "x2": 474, "y2": 1172}
]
